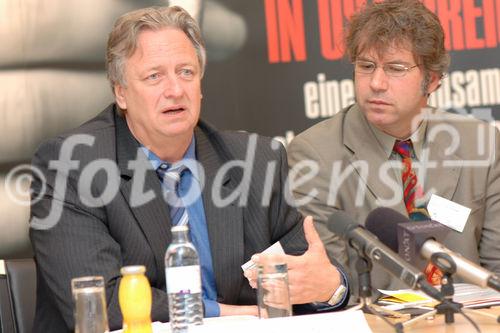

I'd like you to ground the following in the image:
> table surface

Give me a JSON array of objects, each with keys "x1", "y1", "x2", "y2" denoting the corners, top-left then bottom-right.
[
  {"x1": 111, "y1": 307, "x2": 500, "y2": 332},
  {"x1": 366, "y1": 307, "x2": 500, "y2": 333}
]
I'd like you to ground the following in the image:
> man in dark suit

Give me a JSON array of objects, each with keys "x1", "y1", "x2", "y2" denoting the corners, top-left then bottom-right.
[{"x1": 29, "y1": 6, "x2": 348, "y2": 332}]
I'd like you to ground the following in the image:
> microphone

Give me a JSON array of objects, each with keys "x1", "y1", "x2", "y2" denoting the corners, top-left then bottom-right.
[
  {"x1": 366, "y1": 207, "x2": 500, "y2": 292},
  {"x1": 328, "y1": 210, "x2": 445, "y2": 301},
  {"x1": 366, "y1": 207, "x2": 447, "y2": 270}
]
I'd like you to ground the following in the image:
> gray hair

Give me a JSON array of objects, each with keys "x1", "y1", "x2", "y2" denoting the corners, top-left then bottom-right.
[{"x1": 106, "y1": 6, "x2": 206, "y2": 91}]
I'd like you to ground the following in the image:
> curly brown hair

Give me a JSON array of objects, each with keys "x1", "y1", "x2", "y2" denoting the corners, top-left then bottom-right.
[{"x1": 344, "y1": 0, "x2": 449, "y2": 78}]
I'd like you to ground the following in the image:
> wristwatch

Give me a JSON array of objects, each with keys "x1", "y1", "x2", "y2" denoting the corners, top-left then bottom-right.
[{"x1": 327, "y1": 282, "x2": 348, "y2": 306}]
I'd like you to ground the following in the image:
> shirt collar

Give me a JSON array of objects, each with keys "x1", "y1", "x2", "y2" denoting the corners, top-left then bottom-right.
[
  {"x1": 366, "y1": 117, "x2": 427, "y2": 160},
  {"x1": 141, "y1": 136, "x2": 200, "y2": 181}
]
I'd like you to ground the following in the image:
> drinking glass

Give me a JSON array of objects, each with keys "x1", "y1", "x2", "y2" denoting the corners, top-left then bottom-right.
[
  {"x1": 257, "y1": 258, "x2": 292, "y2": 319},
  {"x1": 71, "y1": 276, "x2": 110, "y2": 333}
]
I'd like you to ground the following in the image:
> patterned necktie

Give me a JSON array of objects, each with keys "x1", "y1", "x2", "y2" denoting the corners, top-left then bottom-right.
[
  {"x1": 392, "y1": 140, "x2": 429, "y2": 221},
  {"x1": 393, "y1": 140, "x2": 441, "y2": 284},
  {"x1": 156, "y1": 163, "x2": 188, "y2": 226}
]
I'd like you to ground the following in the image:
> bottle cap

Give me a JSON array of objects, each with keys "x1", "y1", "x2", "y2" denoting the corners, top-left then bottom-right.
[
  {"x1": 120, "y1": 265, "x2": 146, "y2": 275},
  {"x1": 171, "y1": 225, "x2": 189, "y2": 232}
]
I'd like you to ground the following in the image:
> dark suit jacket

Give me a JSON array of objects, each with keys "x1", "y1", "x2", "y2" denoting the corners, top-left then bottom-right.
[{"x1": 30, "y1": 104, "x2": 345, "y2": 332}]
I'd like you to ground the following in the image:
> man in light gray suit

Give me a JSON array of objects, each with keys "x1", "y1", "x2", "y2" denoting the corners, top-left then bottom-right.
[
  {"x1": 29, "y1": 6, "x2": 348, "y2": 332},
  {"x1": 288, "y1": 0, "x2": 500, "y2": 294}
]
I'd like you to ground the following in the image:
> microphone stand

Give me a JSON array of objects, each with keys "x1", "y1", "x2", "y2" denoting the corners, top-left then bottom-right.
[
  {"x1": 347, "y1": 255, "x2": 406, "y2": 333},
  {"x1": 402, "y1": 253, "x2": 498, "y2": 331},
  {"x1": 431, "y1": 252, "x2": 461, "y2": 323}
]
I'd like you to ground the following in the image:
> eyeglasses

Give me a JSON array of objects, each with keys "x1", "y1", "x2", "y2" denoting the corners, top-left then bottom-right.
[{"x1": 353, "y1": 60, "x2": 420, "y2": 77}]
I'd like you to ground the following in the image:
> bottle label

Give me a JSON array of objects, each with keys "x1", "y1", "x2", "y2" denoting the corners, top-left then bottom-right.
[{"x1": 166, "y1": 266, "x2": 201, "y2": 293}]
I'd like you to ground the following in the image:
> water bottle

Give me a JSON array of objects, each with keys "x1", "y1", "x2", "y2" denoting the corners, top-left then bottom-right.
[{"x1": 165, "y1": 225, "x2": 203, "y2": 332}]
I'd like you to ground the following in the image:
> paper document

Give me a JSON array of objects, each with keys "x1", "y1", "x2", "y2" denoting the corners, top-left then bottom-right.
[
  {"x1": 241, "y1": 241, "x2": 285, "y2": 271},
  {"x1": 190, "y1": 310, "x2": 373, "y2": 333},
  {"x1": 111, "y1": 310, "x2": 372, "y2": 333},
  {"x1": 379, "y1": 283, "x2": 500, "y2": 310}
]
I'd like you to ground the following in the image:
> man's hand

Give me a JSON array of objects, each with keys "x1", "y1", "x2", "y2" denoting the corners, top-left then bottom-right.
[
  {"x1": 243, "y1": 267, "x2": 258, "y2": 289},
  {"x1": 218, "y1": 303, "x2": 258, "y2": 316},
  {"x1": 244, "y1": 216, "x2": 342, "y2": 304}
]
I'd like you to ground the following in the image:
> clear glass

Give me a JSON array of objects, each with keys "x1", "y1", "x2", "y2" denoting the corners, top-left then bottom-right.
[
  {"x1": 165, "y1": 226, "x2": 203, "y2": 332},
  {"x1": 71, "y1": 276, "x2": 109, "y2": 333},
  {"x1": 257, "y1": 258, "x2": 292, "y2": 319}
]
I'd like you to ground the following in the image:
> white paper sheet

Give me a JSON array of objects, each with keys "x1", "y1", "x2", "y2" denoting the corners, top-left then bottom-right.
[{"x1": 111, "y1": 310, "x2": 373, "y2": 333}]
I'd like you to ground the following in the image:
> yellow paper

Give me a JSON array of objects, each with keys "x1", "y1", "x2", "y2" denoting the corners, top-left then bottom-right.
[{"x1": 389, "y1": 292, "x2": 429, "y2": 302}]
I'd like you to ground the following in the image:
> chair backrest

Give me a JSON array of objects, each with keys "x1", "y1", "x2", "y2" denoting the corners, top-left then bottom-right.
[{"x1": 0, "y1": 259, "x2": 36, "y2": 333}]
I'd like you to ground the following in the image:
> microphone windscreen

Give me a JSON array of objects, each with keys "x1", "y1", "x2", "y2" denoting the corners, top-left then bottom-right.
[
  {"x1": 398, "y1": 220, "x2": 449, "y2": 269},
  {"x1": 365, "y1": 207, "x2": 409, "y2": 252},
  {"x1": 327, "y1": 210, "x2": 358, "y2": 237}
]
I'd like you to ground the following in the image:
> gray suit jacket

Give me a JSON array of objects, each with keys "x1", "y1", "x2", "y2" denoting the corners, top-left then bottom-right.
[
  {"x1": 288, "y1": 104, "x2": 500, "y2": 294},
  {"x1": 29, "y1": 104, "x2": 313, "y2": 332}
]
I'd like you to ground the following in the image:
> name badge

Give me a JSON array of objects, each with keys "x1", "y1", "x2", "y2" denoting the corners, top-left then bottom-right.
[{"x1": 427, "y1": 194, "x2": 471, "y2": 232}]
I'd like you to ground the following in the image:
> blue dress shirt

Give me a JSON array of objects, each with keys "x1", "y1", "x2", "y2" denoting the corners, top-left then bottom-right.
[{"x1": 142, "y1": 138, "x2": 220, "y2": 317}]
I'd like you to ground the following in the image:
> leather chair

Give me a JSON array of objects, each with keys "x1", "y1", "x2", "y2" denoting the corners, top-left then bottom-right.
[{"x1": 0, "y1": 259, "x2": 36, "y2": 333}]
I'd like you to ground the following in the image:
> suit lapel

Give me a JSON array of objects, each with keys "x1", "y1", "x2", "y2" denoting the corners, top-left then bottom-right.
[
  {"x1": 115, "y1": 110, "x2": 172, "y2": 286},
  {"x1": 420, "y1": 114, "x2": 461, "y2": 201},
  {"x1": 343, "y1": 105, "x2": 408, "y2": 215},
  {"x1": 114, "y1": 112, "x2": 246, "y2": 301},
  {"x1": 195, "y1": 123, "x2": 244, "y2": 304},
  {"x1": 343, "y1": 106, "x2": 462, "y2": 213}
]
